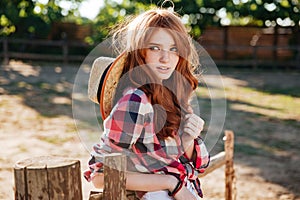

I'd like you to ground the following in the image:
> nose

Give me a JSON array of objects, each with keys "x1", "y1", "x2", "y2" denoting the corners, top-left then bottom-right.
[{"x1": 159, "y1": 49, "x2": 169, "y2": 63}]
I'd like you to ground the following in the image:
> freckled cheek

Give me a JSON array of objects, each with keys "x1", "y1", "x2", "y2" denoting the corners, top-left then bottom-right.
[
  {"x1": 171, "y1": 56, "x2": 179, "y2": 68},
  {"x1": 144, "y1": 53, "x2": 158, "y2": 64}
]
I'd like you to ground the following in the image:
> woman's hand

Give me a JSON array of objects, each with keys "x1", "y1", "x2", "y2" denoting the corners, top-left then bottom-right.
[
  {"x1": 181, "y1": 113, "x2": 205, "y2": 157},
  {"x1": 91, "y1": 172, "x2": 104, "y2": 189},
  {"x1": 174, "y1": 186, "x2": 197, "y2": 200},
  {"x1": 183, "y1": 113, "x2": 204, "y2": 139},
  {"x1": 167, "y1": 176, "x2": 197, "y2": 200}
]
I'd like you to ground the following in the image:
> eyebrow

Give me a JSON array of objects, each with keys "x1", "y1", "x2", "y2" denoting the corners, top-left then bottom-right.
[{"x1": 148, "y1": 42, "x2": 177, "y2": 46}]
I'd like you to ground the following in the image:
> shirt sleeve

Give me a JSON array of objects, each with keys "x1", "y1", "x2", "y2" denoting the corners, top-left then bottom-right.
[
  {"x1": 84, "y1": 89, "x2": 152, "y2": 181},
  {"x1": 180, "y1": 136, "x2": 210, "y2": 173},
  {"x1": 192, "y1": 137, "x2": 210, "y2": 172},
  {"x1": 103, "y1": 89, "x2": 152, "y2": 149}
]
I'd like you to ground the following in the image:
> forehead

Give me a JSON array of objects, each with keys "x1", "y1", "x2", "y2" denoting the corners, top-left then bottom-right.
[{"x1": 147, "y1": 28, "x2": 175, "y2": 45}]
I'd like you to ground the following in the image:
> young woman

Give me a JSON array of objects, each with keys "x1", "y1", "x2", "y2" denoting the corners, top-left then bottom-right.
[{"x1": 85, "y1": 5, "x2": 210, "y2": 200}]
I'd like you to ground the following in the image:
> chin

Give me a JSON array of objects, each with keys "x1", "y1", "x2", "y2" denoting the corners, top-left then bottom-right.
[{"x1": 159, "y1": 74, "x2": 172, "y2": 80}]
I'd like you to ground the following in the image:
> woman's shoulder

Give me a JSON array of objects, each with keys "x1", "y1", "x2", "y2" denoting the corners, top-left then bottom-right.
[
  {"x1": 121, "y1": 87, "x2": 149, "y2": 104},
  {"x1": 113, "y1": 87, "x2": 153, "y2": 115}
]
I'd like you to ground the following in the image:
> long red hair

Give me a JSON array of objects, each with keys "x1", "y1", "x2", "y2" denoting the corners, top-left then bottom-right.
[{"x1": 112, "y1": 8, "x2": 199, "y2": 139}]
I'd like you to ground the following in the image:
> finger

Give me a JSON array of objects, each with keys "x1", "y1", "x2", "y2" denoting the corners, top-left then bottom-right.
[
  {"x1": 184, "y1": 124, "x2": 199, "y2": 137},
  {"x1": 185, "y1": 113, "x2": 203, "y2": 124},
  {"x1": 185, "y1": 116, "x2": 204, "y2": 131},
  {"x1": 187, "y1": 118, "x2": 200, "y2": 128},
  {"x1": 183, "y1": 127, "x2": 199, "y2": 138},
  {"x1": 185, "y1": 115, "x2": 199, "y2": 128},
  {"x1": 184, "y1": 120, "x2": 203, "y2": 137},
  {"x1": 192, "y1": 115, "x2": 205, "y2": 129},
  {"x1": 184, "y1": 113, "x2": 193, "y2": 120}
]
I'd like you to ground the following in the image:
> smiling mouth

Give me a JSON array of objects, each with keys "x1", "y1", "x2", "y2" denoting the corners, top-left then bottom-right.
[{"x1": 157, "y1": 66, "x2": 169, "y2": 70}]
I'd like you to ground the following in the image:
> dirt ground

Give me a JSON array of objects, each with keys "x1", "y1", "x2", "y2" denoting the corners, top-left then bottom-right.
[{"x1": 0, "y1": 60, "x2": 299, "y2": 200}]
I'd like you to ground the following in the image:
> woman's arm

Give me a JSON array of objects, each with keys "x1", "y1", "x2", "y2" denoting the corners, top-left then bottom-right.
[
  {"x1": 127, "y1": 172, "x2": 197, "y2": 200},
  {"x1": 126, "y1": 172, "x2": 176, "y2": 192},
  {"x1": 92, "y1": 172, "x2": 197, "y2": 200},
  {"x1": 91, "y1": 171, "x2": 176, "y2": 191}
]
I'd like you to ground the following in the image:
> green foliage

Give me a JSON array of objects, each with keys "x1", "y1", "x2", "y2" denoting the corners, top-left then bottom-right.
[
  {"x1": 90, "y1": 0, "x2": 299, "y2": 41},
  {"x1": 0, "y1": 14, "x2": 16, "y2": 35},
  {"x1": 226, "y1": 0, "x2": 300, "y2": 27},
  {"x1": 90, "y1": 0, "x2": 156, "y2": 43},
  {"x1": 0, "y1": 0, "x2": 83, "y2": 38},
  {"x1": 1, "y1": 0, "x2": 299, "y2": 43}
]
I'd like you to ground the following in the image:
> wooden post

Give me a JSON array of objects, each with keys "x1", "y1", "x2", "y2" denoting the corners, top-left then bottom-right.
[
  {"x1": 223, "y1": 26, "x2": 228, "y2": 60},
  {"x1": 61, "y1": 33, "x2": 68, "y2": 65},
  {"x1": 88, "y1": 153, "x2": 128, "y2": 200},
  {"x1": 103, "y1": 153, "x2": 127, "y2": 200},
  {"x1": 3, "y1": 37, "x2": 9, "y2": 65},
  {"x1": 252, "y1": 46, "x2": 258, "y2": 69},
  {"x1": 14, "y1": 156, "x2": 82, "y2": 200},
  {"x1": 62, "y1": 41, "x2": 68, "y2": 65},
  {"x1": 224, "y1": 130, "x2": 236, "y2": 200}
]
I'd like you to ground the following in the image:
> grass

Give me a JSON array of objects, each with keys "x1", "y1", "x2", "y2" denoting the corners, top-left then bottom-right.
[
  {"x1": 227, "y1": 86, "x2": 300, "y2": 120},
  {"x1": 197, "y1": 71, "x2": 300, "y2": 156},
  {"x1": 17, "y1": 145, "x2": 29, "y2": 153},
  {"x1": 36, "y1": 134, "x2": 74, "y2": 145}
]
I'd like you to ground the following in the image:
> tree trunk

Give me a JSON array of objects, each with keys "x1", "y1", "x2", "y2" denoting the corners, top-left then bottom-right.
[{"x1": 14, "y1": 156, "x2": 82, "y2": 200}]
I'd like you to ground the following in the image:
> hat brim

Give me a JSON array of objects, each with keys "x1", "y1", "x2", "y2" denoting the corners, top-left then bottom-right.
[
  {"x1": 88, "y1": 56, "x2": 115, "y2": 104},
  {"x1": 100, "y1": 52, "x2": 126, "y2": 119},
  {"x1": 89, "y1": 53, "x2": 126, "y2": 119}
]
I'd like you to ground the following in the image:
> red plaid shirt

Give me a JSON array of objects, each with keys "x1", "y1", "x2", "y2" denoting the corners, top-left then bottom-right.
[{"x1": 85, "y1": 87, "x2": 210, "y2": 198}]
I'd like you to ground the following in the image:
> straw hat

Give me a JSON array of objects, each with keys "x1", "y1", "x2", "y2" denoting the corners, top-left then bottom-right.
[{"x1": 88, "y1": 53, "x2": 126, "y2": 119}]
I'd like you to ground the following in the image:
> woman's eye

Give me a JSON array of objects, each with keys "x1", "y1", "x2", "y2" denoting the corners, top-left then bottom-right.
[
  {"x1": 170, "y1": 47, "x2": 178, "y2": 52},
  {"x1": 149, "y1": 46, "x2": 160, "y2": 51}
]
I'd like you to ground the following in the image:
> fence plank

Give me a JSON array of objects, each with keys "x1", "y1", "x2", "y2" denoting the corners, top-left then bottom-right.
[
  {"x1": 3, "y1": 37, "x2": 8, "y2": 65},
  {"x1": 198, "y1": 151, "x2": 225, "y2": 177}
]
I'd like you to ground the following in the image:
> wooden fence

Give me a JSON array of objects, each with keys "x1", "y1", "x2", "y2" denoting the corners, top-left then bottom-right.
[
  {"x1": 199, "y1": 26, "x2": 300, "y2": 68},
  {"x1": 204, "y1": 44, "x2": 300, "y2": 68},
  {"x1": 14, "y1": 130, "x2": 236, "y2": 200},
  {"x1": 0, "y1": 37, "x2": 91, "y2": 65},
  {"x1": 1, "y1": 37, "x2": 298, "y2": 68},
  {"x1": 90, "y1": 130, "x2": 236, "y2": 200}
]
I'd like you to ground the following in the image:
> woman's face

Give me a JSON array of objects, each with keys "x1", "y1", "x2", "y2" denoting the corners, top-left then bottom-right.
[{"x1": 144, "y1": 28, "x2": 179, "y2": 81}]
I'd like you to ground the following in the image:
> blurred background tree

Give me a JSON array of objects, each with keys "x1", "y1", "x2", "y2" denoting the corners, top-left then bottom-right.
[
  {"x1": 0, "y1": 0, "x2": 83, "y2": 38},
  {"x1": 91, "y1": 0, "x2": 299, "y2": 43},
  {"x1": 1, "y1": 0, "x2": 299, "y2": 43}
]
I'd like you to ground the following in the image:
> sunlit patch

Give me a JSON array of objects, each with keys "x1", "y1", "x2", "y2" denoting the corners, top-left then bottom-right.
[
  {"x1": 55, "y1": 67, "x2": 62, "y2": 73},
  {"x1": 54, "y1": 83, "x2": 65, "y2": 92},
  {"x1": 0, "y1": 87, "x2": 6, "y2": 94},
  {"x1": 5, "y1": 60, "x2": 40, "y2": 77},
  {"x1": 222, "y1": 75, "x2": 300, "y2": 121},
  {"x1": 17, "y1": 81, "x2": 33, "y2": 90},
  {"x1": 238, "y1": 137, "x2": 292, "y2": 157},
  {"x1": 51, "y1": 96, "x2": 71, "y2": 105}
]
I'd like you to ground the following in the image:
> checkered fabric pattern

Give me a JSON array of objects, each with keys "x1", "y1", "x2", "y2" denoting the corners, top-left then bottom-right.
[{"x1": 84, "y1": 87, "x2": 210, "y2": 198}]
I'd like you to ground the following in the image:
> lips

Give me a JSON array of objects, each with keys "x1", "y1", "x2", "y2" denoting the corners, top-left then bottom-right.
[{"x1": 157, "y1": 66, "x2": 170, "y2": 73}]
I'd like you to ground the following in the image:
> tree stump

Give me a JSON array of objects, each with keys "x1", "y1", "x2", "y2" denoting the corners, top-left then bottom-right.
[{"x1": 14, "y1": 156, "x2": 82, "y2": 200}]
